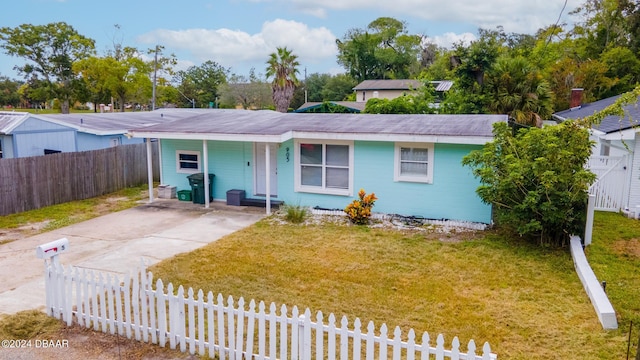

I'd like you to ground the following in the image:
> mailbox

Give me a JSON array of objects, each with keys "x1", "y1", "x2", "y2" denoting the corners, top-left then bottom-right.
[{"x1": 36, "y1": 238, "x2": 70, "y2": 259}]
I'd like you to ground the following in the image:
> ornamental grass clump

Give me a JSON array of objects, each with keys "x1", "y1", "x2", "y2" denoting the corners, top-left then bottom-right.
[{"x1": 344, "y1": 189, "x2": 378, "y2": 225}]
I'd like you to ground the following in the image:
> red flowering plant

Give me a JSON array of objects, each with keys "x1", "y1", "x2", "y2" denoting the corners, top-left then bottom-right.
[{"x1": 344, "y1": 189, "x2": 378, "y2": 225}]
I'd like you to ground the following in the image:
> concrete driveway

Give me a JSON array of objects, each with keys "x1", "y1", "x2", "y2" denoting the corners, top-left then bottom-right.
[{"x1": 0, "y1": 199, "x2": 265, "y2": 315}]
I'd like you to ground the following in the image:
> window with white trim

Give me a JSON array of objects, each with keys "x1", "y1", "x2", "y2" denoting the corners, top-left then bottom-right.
[
  {"x1": 295, "y1": 140, "x2": 353, "y2": 196},
  {"x1": 176, "y1": 150, "x2": 201, "y2": 173},
  {"x1": 394, "y1": 143, "x2": 434, "y2": 183}
]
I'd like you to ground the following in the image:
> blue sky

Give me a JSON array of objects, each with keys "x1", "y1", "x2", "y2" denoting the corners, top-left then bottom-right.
[{"x1": 0, "y1": 0, "x2": 582, "y2": 81}]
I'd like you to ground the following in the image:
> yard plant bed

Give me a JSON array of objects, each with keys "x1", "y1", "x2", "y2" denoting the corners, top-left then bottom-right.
[{"x1": 148, "y1": 212, "x2": 630, "y2": 359}]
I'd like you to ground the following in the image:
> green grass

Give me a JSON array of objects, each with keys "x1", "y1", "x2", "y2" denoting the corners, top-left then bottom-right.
[
  {"x1": 0, "y1": 185, "x2": 149, "y2": 237},
  {"x1": 586, "y1": 211, "x2": 640, "y2": 353},
  {"x1": 149, "y1": 217, "x2": 631, "y2": 359}
]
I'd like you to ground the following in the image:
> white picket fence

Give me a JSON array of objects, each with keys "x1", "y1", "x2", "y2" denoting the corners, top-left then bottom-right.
[{"x1": 43, "y1": 261, "x2": 496, "y2": 360}]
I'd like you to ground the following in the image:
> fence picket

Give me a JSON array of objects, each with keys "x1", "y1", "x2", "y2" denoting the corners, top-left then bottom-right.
[
  {"x1": 98, "y1": 273, "x2": 107, "y2": 333},
  {"x1": 328, "y1": 314, "x2": 336, "y2": 360},
  {"x1": 156, "y1": 279, "x2": 167, "y2": 348},
  {"x1": 353, "y1": 318, "x2": 362, "y2": 360},
  {"x1": 451, "y1": 337, "x2": 460, "y2": 360},
  {"x1": 379, "y1": 324, "x2": 388, "y2": 359},
  {"x1": 258, "y1": 301, "x2": 266, "y2": 360},
  {"x1": 197, "y1": 289, "x2": 205, "y2": 356},
  {"x1": 168, "y1": 283, "x2": 176, "y2": 350},
  {"x1": 216, "y1": 293, "x2": 226, "y2": 360},
  {"x1": 236, "y1": 297, "x2": 245, "y2": 360},
  {"x1": 207, "y1": 292, "x2": 215, "y2": 359},
  {"x1": 316, "y1": 311, "x2": 324, "y2": 360},
  {"x1": 268, "y1": 302, "x2": 277, "y2": 360},
  {"x1": 124, "y1": 272, "x2": 132, "y2": 338},
  {"x1": 140, "y1": 269, "x2": 149, "y2": 343},
  {"x1": 64, "y1": 265, "x2": 73, "y2": 326},
  {"x1": 188, "y1": 288, "x2": 196, "y2": 354},
  {"x1": 82, "y1": 269, "x2": 90, "y2": 328},
  {"x1": 43, "y1": 264, "x2": 497, "y2": 360},
  {"x1": 147, "y1": 272, "x2": 157, "y2": 344},
  {"x1": 90, "y1": 270, "x2": 99, "y2": 331},
  {"x1": 420, "y1": 332, "x2": 430, "y2": 360},
  {"x1": 177, "y1": 286, "x2": 186, "y2": 352},
  {"x1": 407, "y1": 329, "x2": 416, "y2": 360},
  {"x1": 106, "y1": 274, "x2": 115, "y2": 334},
  {"x1": 246, "y1": 299, "x2": 256, "y2": 357},
  {"x1": 392, "y1": 326, "x2": 402, "y2": 360},
  {"x1": 292, "y1": 306, "x2": 299, "y2": 360}
]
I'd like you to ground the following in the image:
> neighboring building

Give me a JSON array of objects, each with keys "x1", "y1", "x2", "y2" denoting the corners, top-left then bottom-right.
[
  {"x1": 129, "y1": 109, "x2": 506, "y2": 224},
  {"x1": 0, "y1": 110, "x2": 203, "y2": 158},
  {"x1": 553, "y1": 89, "x2": 640, "y2": 211},
  {"x1": 296, "y1": 80, "x2": 453, "y2": 113}
]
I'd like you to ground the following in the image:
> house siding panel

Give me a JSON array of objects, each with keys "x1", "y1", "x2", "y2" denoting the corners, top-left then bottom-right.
[
  {"x1": 13, "y1": 131, "x2": 77, "y2": 157},
  {"x1": 276, "y1": 140, "x2": 491, "y2": 224},
  {"x1": 628, "y1": 134, "x2": 640, "y2": 209},
  {"x1": 161, "y1": 139, "x2": 253, "y2": 201},
  {"x1": 76, "y1": 133, "x2": 143, "y2": 151}
]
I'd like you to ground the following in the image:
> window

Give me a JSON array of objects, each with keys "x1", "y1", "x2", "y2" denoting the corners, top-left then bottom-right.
[
  {"x1": 394, "y1": 143, "x2": 434, "y2": 183},
  {"x1": 295, "y1": 140, "x2": 352, "y2": 195},
  {"x1": 0, "y1": 139, "x2": 3, "y2": 159},
  {"x1": 176, "y1": 150, "x2": 200, "y2": 173}
]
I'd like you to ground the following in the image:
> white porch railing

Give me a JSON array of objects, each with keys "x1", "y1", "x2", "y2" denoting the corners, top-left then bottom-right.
[
  {"x1": 43, "y1": 262, "x2": 496, "y2": 360},
  {"x1": 587, "y1": 155, "x2": 629, "y2": 211}
]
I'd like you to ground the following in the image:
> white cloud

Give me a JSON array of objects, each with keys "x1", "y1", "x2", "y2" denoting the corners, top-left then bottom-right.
[
  {"x1": 426, "y1": 32, "x2": 476, "y2": 49},
  {"x1": 137, "y1": 19, "x2": 337, "y2": 75},
  {"x1": 287, "y1": 0, "x2": 582, "y2": 34}
]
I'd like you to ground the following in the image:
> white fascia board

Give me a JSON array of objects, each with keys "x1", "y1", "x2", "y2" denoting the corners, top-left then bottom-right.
[
  {"x1": 288, "y1": 131, "x2": 492, "y2": 144},
  {"x1": 602, "y1": 128, "x2": 636, "y2": 140},
  {"x1": 1, "y1": 112, "x2": 34, "y2": 134},
  {"x1": 129, "y1": 131, "x2": 285, "y2": 143}
]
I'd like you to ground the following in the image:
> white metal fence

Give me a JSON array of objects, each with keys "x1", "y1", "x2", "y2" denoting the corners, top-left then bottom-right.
[
  {"x1": 43, "y1": 261, "x2": 496, "y2": 360},
  {"x1": 587, "y1": 155, "x2": 630, "y2": 211}
]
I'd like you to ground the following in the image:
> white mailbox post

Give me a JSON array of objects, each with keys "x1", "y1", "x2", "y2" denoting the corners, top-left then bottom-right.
[{"x1": 36, "y1": 237, "x2": 70, "y2": 266}]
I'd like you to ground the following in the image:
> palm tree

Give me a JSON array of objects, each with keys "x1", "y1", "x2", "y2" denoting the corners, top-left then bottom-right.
[
  {"x1": 266, "y1": 47, "x2": 300, "y2": 112},
  {"x1": 485, "y1": 56, "x2": 553, "y2": 127}
]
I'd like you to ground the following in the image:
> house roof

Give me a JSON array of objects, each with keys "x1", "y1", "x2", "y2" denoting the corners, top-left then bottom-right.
[
  {"x1": 35, "y1": 109, "x2": 205, "y2": 136},
  {"x1": 352, "y1": 79, "x2": 453, "y2": 92},
  {"x1": 353, "y1": 80, "x2": 424, "y2": 91},
  {"x1": 294, "y1": 101, "x2": 366, "y2": 113},
  {"x1": 0, "y1": 111, "x2": 32, "y2": 134},
  {"x1": 552, "y1": 94, "x2": 640, "y2": 134},
  {"x1": 128, "y1": 109, "x2": 507, "y2": 145}
]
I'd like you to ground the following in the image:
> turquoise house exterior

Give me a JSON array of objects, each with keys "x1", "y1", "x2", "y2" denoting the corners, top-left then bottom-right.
[{"x1": 130, "y1": 109, "x2": 506, "y2": 224}]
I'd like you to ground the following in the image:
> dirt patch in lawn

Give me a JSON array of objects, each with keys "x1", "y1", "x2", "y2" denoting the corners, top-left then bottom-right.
[{"x1": 610, "y1": 238, "x2": 640, "y2": 258}]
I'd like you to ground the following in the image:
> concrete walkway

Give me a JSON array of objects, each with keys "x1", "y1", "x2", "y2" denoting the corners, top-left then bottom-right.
[{"x1": 0, "y1": 199, "x2": 265, "y2": 315}]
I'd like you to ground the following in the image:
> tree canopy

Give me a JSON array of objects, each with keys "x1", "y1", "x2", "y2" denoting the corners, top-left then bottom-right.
[{"x1": 0, "y1": 22, "x2": 95, "y2": 113}]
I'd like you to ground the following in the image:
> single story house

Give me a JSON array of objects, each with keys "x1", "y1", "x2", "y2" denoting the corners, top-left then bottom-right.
[
  {"x1": 129, "y1": 109, "x2": 506, "y2": 224},
  {"x1": 0, "y1": 110, "x2": 203, "y2": 158},
  {"x1": 552, "y1": 90, "x2": 640, "y2": 211}
]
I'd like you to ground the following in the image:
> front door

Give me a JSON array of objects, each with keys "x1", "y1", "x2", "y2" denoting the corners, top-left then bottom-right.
[{"x1": 254, "y1": 143, "x2": 277, "y2": 197}]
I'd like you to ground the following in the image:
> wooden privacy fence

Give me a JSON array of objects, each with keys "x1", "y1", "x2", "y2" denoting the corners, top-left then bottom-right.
[
  {"x1": 0, "y1": 143, "x2": 158, "y2": 216},
  {"x1": 44, "y1": 262, "x2": 497, "y2": 360}
]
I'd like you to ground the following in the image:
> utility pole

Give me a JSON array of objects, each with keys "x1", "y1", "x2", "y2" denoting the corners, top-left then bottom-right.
[
  {"x1": 304, "y1": 67, "x2": 308, "y2": 103},
  {"x1": 151, "y1": 45, "x2": 159, "y2": 110}
]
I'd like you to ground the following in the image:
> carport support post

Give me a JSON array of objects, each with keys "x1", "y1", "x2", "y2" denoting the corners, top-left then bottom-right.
[
  {"x1": 203, "y1": 140, "x2": 210, "y2": 209},
  {"x1": 265, "y1": 143, "x2": 271, "y2": 215},
  {"x1": 146, "y1": 138, "x2": 154, "y2": 203}
]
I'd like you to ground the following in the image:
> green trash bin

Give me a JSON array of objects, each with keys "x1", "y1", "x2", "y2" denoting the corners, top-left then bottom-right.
[{"x1": 187, "y1": 173, "x2": 214, "y2": 204}]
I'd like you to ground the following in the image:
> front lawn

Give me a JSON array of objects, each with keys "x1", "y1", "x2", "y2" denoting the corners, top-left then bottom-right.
[{"x1": 150, "y1": 213, "x2": 631, "y2": 359}]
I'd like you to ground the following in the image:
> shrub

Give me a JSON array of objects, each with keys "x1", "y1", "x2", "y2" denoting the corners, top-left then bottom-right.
[
  {"x1": 282, "y1": 204, "x2": 308, "y2": 224},
  {"x1": 344, "y1": 189, "x2": 378, "y2": 225}
]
